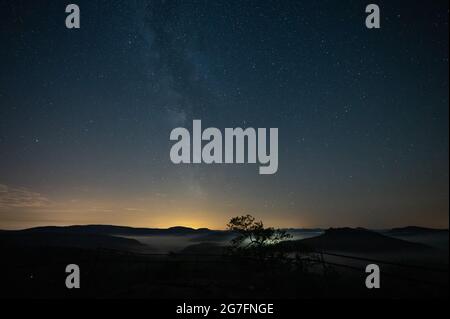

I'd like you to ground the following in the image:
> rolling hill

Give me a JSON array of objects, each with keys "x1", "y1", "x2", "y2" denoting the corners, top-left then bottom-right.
[{"x1": 297, "y1": 227, "x2": 431, "y2": 252}]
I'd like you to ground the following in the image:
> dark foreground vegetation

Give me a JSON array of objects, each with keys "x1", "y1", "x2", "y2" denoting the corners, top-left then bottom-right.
[
  {"x1": 1, "y1": 244, "x2": 447, "y2": 299},
  {"x1": 0, "y1": 216, "x2": 448, "y2": 299}
]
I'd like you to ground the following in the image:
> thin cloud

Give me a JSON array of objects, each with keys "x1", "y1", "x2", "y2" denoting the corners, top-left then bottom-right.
[
  {"x1": 0, "y1": 184, "x2": 50, "y2": 209},
  {"x1": 125, "y1": 207, "x2": 144, "y2": 212}
]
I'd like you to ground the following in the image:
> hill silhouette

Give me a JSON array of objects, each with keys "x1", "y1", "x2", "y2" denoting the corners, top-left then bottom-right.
[
  {"x1": 297, "y1": 227, "x2": 431, "y2": 252},
  {"x1": 19, "y1": 224, "x2": 211, "y2": 236},
  {"x1": 387, "y1": 226, "x2": 449, "y2": 236},
  {"x1": 0, "y1": 230, "x2": 147, "y2": 252},
  {"x1": 1, "y1": 225, "x2": 442, "y2": 254},
  {"x1": 1, "y1": 224, "x2": 447, "y2": 299}
]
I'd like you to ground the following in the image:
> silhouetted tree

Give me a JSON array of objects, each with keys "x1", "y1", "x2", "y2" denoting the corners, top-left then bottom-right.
[{"x1": 227, "y1": 215, "x2": 292, "y2": 260}]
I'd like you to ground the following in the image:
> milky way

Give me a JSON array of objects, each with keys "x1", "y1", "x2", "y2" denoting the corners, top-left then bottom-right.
[{"x1": 0, "y1": 0, "x2": 448, "y2": 229}]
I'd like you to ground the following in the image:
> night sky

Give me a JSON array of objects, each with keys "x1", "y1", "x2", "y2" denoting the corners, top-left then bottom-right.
[{"x1": 0, "y1": 0, "x2": 448, "y2": 229}]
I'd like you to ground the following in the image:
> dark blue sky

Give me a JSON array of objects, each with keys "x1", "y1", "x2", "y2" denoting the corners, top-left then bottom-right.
[{"x1": 0, "y1": 0, "x2": 448, "y2": 229}]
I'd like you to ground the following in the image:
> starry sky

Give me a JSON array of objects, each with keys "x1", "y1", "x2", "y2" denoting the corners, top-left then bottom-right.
[{"x1": 0, "y1": 0, "x2": 448, "y2": 230}]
